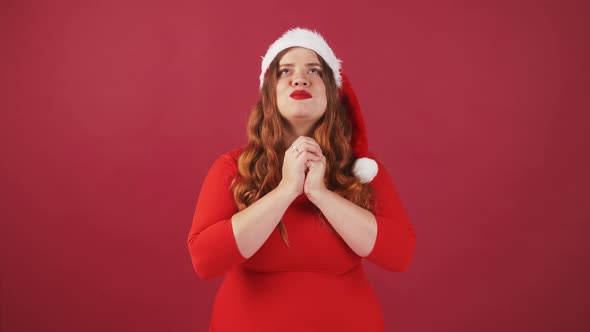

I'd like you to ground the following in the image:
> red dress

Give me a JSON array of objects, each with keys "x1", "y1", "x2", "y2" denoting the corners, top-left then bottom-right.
[{"x1": 187, "y1": 147, "x2": 416, "y2": 331}]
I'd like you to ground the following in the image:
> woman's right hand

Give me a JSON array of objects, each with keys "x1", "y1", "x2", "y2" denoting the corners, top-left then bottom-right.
[{"x1": 278, "y1": 136, "x2": 323, "y2": 198}]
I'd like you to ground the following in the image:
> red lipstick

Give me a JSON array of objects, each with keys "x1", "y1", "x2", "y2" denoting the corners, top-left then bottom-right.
[{"x1": 290, "y1": 90, "x2": 312, "y2": 100}]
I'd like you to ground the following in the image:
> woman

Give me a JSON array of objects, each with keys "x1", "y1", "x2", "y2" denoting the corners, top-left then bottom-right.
[{"x1": 188, "y1": 28, "x2": 416, "y2": 331}]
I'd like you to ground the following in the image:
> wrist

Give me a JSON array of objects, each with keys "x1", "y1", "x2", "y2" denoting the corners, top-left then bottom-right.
[
  {"x1": 305, "y1": 187, "x2": 330, "y2": 205},
  {"x1": 276, "y1": 182, "x2": 300, "y2": 201}
]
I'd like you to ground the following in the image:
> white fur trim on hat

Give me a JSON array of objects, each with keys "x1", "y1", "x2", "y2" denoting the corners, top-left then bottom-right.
[
  {"x1": 260, "y1": 27, "x2": 342, "y2": 89},
  {"x1": 353, "y1": 157, "x2": 378, "y2": 184}
]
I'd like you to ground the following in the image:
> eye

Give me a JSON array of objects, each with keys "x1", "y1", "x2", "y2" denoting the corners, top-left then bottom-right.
[
  {"x1": 309, "y1": 68, "x2": 322, "y2": 75},
  {"x1": 278, "y1": 68, "x2": 290, "y2": 75}
]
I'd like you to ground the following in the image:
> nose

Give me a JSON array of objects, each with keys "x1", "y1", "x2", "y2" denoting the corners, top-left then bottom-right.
[{"x1": 291, "y1": 74, "x2": 309, "y2": 87}]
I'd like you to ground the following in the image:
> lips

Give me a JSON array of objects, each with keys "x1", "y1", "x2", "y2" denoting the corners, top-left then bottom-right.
[{"x1": 290, "y1": 90, "x2": 312, "y2": 99}]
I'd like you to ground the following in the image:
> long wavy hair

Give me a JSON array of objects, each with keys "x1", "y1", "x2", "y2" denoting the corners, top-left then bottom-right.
[{"x1": 230, "y1": 47, "x2": 374, "y2": 245}]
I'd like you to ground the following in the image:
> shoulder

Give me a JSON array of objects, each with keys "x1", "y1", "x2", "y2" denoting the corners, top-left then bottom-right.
[
  {"x1": 363, "y1": 151, "x2": 394, "y2": 187},
  {"x1": 222, "y1": 146, "x2": 247, "y2": 163},
  {"x1": 209, "y1": 146, "x2": 247, "y2": 175}
]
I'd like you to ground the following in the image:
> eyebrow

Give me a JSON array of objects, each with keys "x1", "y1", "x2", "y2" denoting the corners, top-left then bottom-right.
[{"x1": 278, "y1": 63, "x2": 322, "y2": 67}]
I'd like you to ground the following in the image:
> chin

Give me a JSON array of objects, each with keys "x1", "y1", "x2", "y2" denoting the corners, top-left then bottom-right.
[{"x1": 292, "y1": 105, "x2": 323, "y2": 114}]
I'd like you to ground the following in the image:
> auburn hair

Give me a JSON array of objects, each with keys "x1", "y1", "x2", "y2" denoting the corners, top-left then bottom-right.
[{"x1": 230, "y1": 47, "x2": 374, "y2": 245}]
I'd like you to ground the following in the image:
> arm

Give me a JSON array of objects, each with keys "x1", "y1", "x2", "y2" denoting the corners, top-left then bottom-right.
[
  {"x1": 231, "y1": 183, "x2": 298, "y2": 258},
  {"x1": 308, "y1": 159, "x2": 416, "y2": 271},
  {"x1": 187, "y1": 154, "x2": 244, "y2": 279},
  {"x1": 307, "y1": 190, "x2": 377, "y2": 257},
  {"x1": 365, "y1": 159, "x2": 416, "y2": 271},
  {"x1": 187, "y1": 153, "x2": 298, "y2": 279}
]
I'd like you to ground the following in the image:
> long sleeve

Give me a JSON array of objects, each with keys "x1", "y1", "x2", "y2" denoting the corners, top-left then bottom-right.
[
  {"x1": 364, "y1": 158, "x2": 416, "y2": 272},
  {"x1": 187, "y1": 153, "x2": 246, "y2": 279}
]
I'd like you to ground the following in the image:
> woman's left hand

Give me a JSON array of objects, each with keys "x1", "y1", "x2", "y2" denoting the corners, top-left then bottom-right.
[{"x1": 304, "y1": 153, "x2": 327, "y2": 198}]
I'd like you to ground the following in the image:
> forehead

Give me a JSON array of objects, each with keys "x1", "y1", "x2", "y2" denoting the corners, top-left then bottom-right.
[{"x1": 278, "y1": 47, "x2": 320, "y2": 65}]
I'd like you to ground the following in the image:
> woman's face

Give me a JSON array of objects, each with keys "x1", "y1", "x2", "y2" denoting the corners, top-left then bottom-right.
[{"x1": 275, "y1": 47, "x2": 327, "y2": 129}]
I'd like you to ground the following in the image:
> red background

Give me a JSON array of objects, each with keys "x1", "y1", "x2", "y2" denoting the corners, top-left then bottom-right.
[{"x1": 3, "y1": 0, "x2": 589, "y2": 331}]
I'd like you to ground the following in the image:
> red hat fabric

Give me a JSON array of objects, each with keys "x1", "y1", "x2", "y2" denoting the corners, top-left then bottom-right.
[{"x1": 339, "y1": 72, "x2": 378, "y2": 183}]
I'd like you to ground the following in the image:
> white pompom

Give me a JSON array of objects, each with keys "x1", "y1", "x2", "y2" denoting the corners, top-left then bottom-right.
[{"x1": 352, "y1": 157, "x2": 378, "y2": 184}]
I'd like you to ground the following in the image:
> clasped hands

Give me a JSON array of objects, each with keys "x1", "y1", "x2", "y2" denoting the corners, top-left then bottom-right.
[{"x1": 280, "y1": 136, "x2": 327, "y2": 199}]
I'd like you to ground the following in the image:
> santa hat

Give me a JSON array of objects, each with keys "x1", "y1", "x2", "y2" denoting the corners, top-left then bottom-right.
[{"x1": 260, "y1": 27, "x2": 378, "y2": 184}]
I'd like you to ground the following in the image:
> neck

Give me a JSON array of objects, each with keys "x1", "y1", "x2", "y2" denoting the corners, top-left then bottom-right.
[{"x1": 282, "y1": 121, "x2": 315, "y2": 147}]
